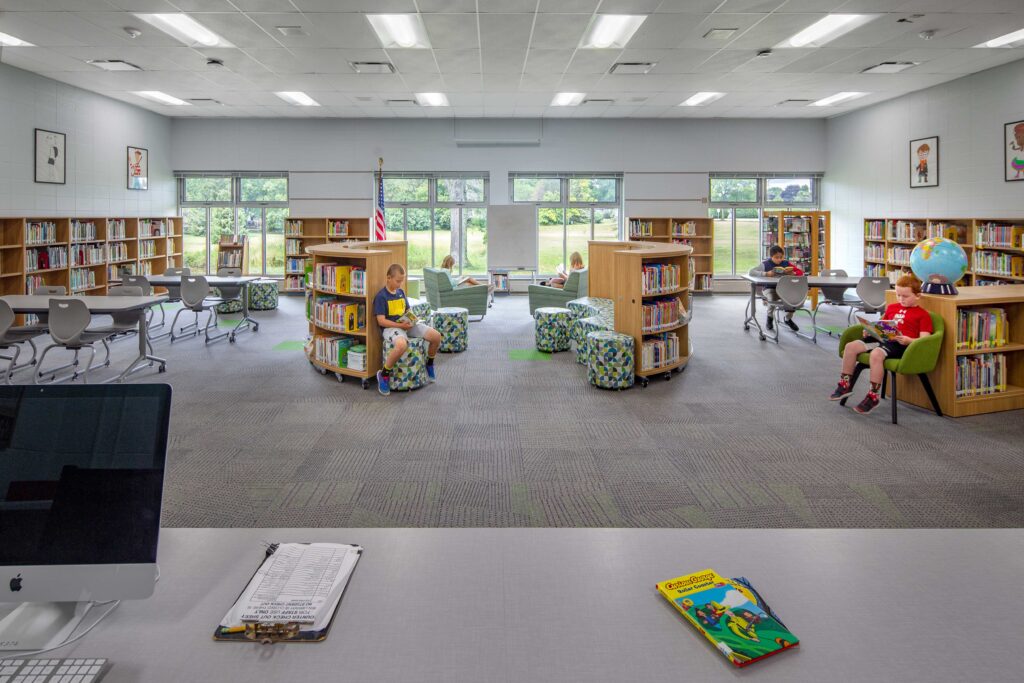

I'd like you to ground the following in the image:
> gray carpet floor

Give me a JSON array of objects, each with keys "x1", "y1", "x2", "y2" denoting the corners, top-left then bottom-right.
[{"x1": 47, "y1": 293, "x2": 1024, "y2": 528}]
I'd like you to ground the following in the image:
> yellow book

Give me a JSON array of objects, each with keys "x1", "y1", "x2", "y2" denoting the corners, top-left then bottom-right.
[
  {"x1": 343, "y1": 303, "x2": 359, "y2": 332},
  {"x1": 335, "y1": 265, "x2": 352, "y2": 294}
]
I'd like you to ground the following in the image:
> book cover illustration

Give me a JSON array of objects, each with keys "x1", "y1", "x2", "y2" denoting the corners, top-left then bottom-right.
[
  {"x1": 857, "y1": 316, "x2": 900, "y2": 342},
  {"x1": 656, "y1": 569, "x2": 798, "y2": 668}
]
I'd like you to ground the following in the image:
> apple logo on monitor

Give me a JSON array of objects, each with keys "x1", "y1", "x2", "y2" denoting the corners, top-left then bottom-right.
[{"x1": 9, "y1": 575, "x2": 22, "y2": 592}]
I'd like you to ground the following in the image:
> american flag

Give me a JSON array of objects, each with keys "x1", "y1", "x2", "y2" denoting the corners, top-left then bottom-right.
[{"x1": 373, "y1": 166, "x2": 386, "y2": 241}]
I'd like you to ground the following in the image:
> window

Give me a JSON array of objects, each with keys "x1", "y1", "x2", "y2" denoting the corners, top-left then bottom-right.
[
  {"x1": 183, "y1": 177, "x2": 231, "y2": 203},
  {"x1": 710, "y1": 178, "x2": 758, "y2": 203},
  {"x1": 239, "y1": 177, "x2": 288, "y2": 203},
  {"x1": 383, "y1": 177, "x2": 429, "y2": 203},
  {"x1": 437, "y1": 177, "x2": 484, "y2": 203},
  {"x1": 765, "y1": 177, "x2": 814, "y2": 204},
  {"x1": 511, "y1": 174, "x2": 622, "y2": 274}
]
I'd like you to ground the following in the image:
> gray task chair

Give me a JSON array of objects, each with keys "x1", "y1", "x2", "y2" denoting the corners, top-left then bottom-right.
[
  {"x1": 215, "y1": 266, "x2": 244, "y2": 306},
  {"x1": 88, "y1": 286, "x2": 154, "y2": 360},
  {"x1": 124, "y1": 275, "x2": 164, "y2": 340},
  {"x1": 847, "y1": 276, "x2": 889, "y2": 324},
  {"x1": 0, "y1": 300, "x2": 45, "y2": 383},
  {"x1": 35, "y1": 298, "x2": 111, "y2": 384},
  {"x1": 811, "y1": 268, "x2": 854, "y2": 341},
  {"x1": 155, "y1": 266, "x2": 191, "y2": 329},
  {"x1": 170, "y1": 276, "x2": 228, "y2": 344},
  {"x1": 22, "y1": 285, "x2": 67, "y2": 333},
  {"x1": 770, "y1": 275, "x2": 814, "y2": 343}
]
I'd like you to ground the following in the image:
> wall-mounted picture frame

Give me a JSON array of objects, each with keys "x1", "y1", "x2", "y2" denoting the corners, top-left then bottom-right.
[
  {"x1": 1005, "y1": 120, "x2": 1024, "y2": 182},
  {"x1": 34, "y1": 128, "x2": 66, "y2": 184},
  {"x1": 127, "y1": 145, "x2": 149, "y2": 190},
  {"x1": 909, "y1": 136, "x2": 938, "y2": 188}
]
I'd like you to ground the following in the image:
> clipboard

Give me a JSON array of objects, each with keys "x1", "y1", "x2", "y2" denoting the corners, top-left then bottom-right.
[{"x1": 213, "y1": 542, "x2": 363, "y2": 644}]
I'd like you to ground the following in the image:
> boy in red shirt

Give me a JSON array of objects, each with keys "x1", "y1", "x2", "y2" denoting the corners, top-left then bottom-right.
[{"x1": 830, "y1": 274, "x2": 933, "y2": 414}]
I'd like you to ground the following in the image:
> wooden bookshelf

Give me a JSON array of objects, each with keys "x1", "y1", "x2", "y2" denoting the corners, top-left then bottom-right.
[
  {"x1": 215, "y1": 234, "x2": 248, "y2": 273},
  {"x1": 887, "y1": 285, "x2": 1024, "y2": 417},
  {"x1": 305, "y1": 240, "x2": 407, "y2": 389},
  {"x1": 24, "y1": 218, "x2": 70, "y2": 295},
  {"x1": 763, "y1": 210, "x2": 831, "y2": 306},
  {"x1": 972, "y1": 218, "x2": 1024, "y2": 286},
  {"x1": 326, "y1": 217, "x2": 370, "y2": 241},
  {"x1": 166, "y1": 216, "x2": 183, "y2": 270},
  {"x1": 106, "y1": 217, "x2": 138, "y2": 285},
  {"x1": 284, "y1": 218, "x2": 326, "y2": 293},
  {"x1": 627, "y1": 217, "x2": 713, "y2": 294},
  {"x1": 69, "y1": 218, "x2": 107, "y2": 294}
]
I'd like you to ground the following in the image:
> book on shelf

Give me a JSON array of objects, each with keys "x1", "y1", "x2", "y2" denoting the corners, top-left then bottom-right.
[
  {"x1": 655, "y1": 569, "x2": 798, "y2": 668},
  {"x1": 865, "y1": 243, "x2": 885, "y2": 261},
  {"x1": 138, "y1": 219, "x2": 165, "y2": 238},
  {"x1": 347, "y1": 344, "x2": 367, "y2": 371},
  {"x1": 865, "y1": 264, "x2": 886, "y2": 277},
  {"x1": 926, "y1": 223, "x2": 964, "y2": 241},
  {"x1": 25, "y1": 221, "x2": 57, "y2": 245},
  {"x1": 956, "y1": 307, "x2": 1008, "y2": 350},
  {"x1": 286, "y1": 257, "x2": 306, "y2": 274},
  {"x1": 70, "y1": 268, "x2": 97, "y2": 292},
  {"x1": 107, "y1": 219, "x2": 127, "y2": 240},
  {"x1": 628, "y1": 219, "x2": 654, "y2": 238},
  {"x1": 139, "y1": 260, "x2": 154, "y2": 275},
  {"x1": 218, "y1": 252, "x2": 243, "y2": 268},
  {"x1": 641, "y1": 332, "x2": 680, "y2": 370},
  {"x1": 642, "y1": 297, "x2": 682, "y2": 332},
  {"x1": 284, "y1": 275, "x2": 304, "y2": 290},
  {"x1": 956, "y1": 353, "x2": 1008, "y2": 397},
  {"x1": 975, "y1": 222, "x2": 1024, "y2": 249},
  {"x1": 887, "y1": 246, "x2": 913, "y2": 266},
  {"x1": 328, "y1": 220, "x2": 349, "y2": 237},
  {"x1": 71, "y1": 219, "x2": 98, "y2": 242},
  {"x1": 972, "y1": 251, "x2": 1023, "y2": 278},
  {"x1": 315, "y1": 335, "x2": 358, "y2": 368},
  {"x1": 976, "y1": 278, "x2": 1012, "y2": 287},
  {"x1": 71, "y1": 243, "x2": 105, "y2": 266},
  {"x1": 857, "y1": 316, "x2": 900, "y2": 342},
  {"x1": 864, "y1": 220, "x2": 885, "y2": 240},
  {"x1": 672, "y1": 220, "x2": 697, "y2": 238},
  {"x1": 285, "y1": 219, "x2": 303, "y2": 236},
  {"x1": 218, "y1": 234, "x2": 246, "y2": 246},
  {"x1": 694, "y1": 274, "x2": 712, "y2": 291},
  {"x1": 139, "y1": 241, "x2": 157, "y2": 259},
  {"x1": 26, "y1": 246, "x2": 68, "y2": 271},
  {"x1": 344, "y1": 303, "x2": 365, "y2": 332},
  {"x1": 286, "y1": 238, "x2": 303, "y2": 256},
  {"x1": 890, "y1": 220, "x2": 925, "y2": 242},
  {"x1": 641, "y1": 263, "x2": 681, "y2": 294}
]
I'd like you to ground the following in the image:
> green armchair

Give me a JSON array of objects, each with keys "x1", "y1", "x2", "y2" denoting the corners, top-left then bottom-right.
[
  {"x1": 837, "y1": 311, "x2": 944, "y2": 424},
  {"x1": 423, "y1": 268, "x2": 489, "y2": 319},
  {"x1": 528, "y1": 269, "x2": 589, "y2": 315}
]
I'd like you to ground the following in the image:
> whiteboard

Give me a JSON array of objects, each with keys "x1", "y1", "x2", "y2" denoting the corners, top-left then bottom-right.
[{"x1": 486, "y1": 204, "x2": 537, "y2": 271}]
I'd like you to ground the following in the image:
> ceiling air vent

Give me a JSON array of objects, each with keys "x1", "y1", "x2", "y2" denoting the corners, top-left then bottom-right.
[
  {"x1": 351, "y1": 61, "x2": 395, "y2": 74},
  {"x1": 861, "y1": 61, "x2": 919, "y2": 74},
  {"x1": 776, "y1": 99, "x2": 812, "y2": 107},
  {"x1": 582, "y1": 98, "x2": 615, "y2": 105},
  {"x1": 385, "y1": 99, "x2": 418, "y2": 106},
  {"x1": 87, "y1": 59, "x2": 141, "y2": 71},
  {"x1": 609, "y1": 62, "x2": 655, "y2": 75},
  {"x1": 188, "y1": 98, "x2": 224, "y2": 105}
]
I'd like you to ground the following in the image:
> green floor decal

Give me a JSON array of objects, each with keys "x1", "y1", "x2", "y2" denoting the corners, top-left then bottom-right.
[
  {"x1": 508, "y1": 348, "x2": 552, "y2": 361},
  {"x1": 273, "y1": 340, "x2": 307, "y2": 351}
]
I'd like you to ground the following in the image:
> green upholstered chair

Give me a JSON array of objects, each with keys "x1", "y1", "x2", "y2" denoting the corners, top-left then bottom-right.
[
  {"x1": 423, "y1": 268, "x2": 489, "y2": 319},
  {"x1": 837, "y1": 311, "x2": 944, "y2": 424},
  {"x1": 527, "y1": 269, "x2": 588, "y2": 315}
]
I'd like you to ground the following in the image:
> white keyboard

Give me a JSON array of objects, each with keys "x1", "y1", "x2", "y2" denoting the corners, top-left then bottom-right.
[{"x1": 0, "y1": 658, "x2": 107, "y2": 683}]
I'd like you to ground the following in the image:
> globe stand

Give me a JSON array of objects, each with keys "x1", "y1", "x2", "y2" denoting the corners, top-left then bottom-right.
[{"x1": 922, "y1": 282, "x2": 958, "y2": 295}]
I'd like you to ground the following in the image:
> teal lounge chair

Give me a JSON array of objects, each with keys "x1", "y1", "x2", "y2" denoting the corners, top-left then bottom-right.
[
  {"x1": 423, "y1": 268, "x2": 489, "y2": 319},
  {"x1": 528, "y1": 269, "x2": 588, "y2": 315}
]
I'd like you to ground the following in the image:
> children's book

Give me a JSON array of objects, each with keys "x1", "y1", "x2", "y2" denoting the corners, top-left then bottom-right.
[
  {"x1": 857, "y1": 315, "x2": 900, "y2": 342},
  {"x1": 656, "y1": 569, "x2": 798, "y2": 668},
  {"x1": 397, "y1": 308, "x2": 419, "y2": 326}
]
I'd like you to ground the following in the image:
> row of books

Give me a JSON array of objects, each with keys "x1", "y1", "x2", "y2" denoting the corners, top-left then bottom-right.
[
  {"x1": 109, "y1": 242, "x2": 131, "y2": 262},
  {"x1": 71, "y1": 243, "x2": 105, "y2": 266},
  {"x1": 887, "y1": 246, "x2": 913, "y2": 266},
  {"x1": 25, "y1": 221, "x2": 57, "y2": 245},
  {"x1": 286, "y1": 258, "x2": 306, "y2": 274},
  {"x1": 492, "y1": 273, "x2": 509, "y2": 291},
  {"x1": 642, "y1": 297, "x2": 683, "y2": 333},
  {"x1": 694, "y1": 274, "x2": 713, "y2": 290},
  {"x1": 328, "y1": 220, "x2": 349, "y2": 237},
  {"x1": 70, "y1": 268, "x2": 97, "y2": 292},
  {"x1": 314, "y1": 298, "x2": 366, "y2": 333},
  {"x1": 865, "y1": 243, "x2": 885, "y2": 261},
  {"x1": 642, "y1": 263, "x2": 681, "y2": 294},
  {"x1": 865, "y1": 263, "x2": 886, "y2": 277},
  {"x1": 27, "y1": 246, "x2": 67, "y2": 271},
  {"x1": 956, "y1": 307, "x2": 1009, "y2": 350},
  {"x1": 218, "y1": 252, "x2": 243, "y2": 268},
  {"x1": 628, "y1": 219, "x2": 654, "y2": 237},
  {"x1": 975, "y1": 223, "x2": 1023, "y2": 249},
  {"x1": 672, "y1": 221, "x2": 697, "y2": 237},
  {"x1": 139, "y1": 260, "x2": 155, "y2": 276},
  {"x1": 864, "y1": 220, "x2": 885, "y2": 240},
  {"x1": 976, "y1": 278, "x2": 1010, "y2": 286},
  {"x1": 286, "y1": 239, "x2": 304, "y2": 256},
  {"x1": 285, "y1": 219, "x2": 304, "y2": 236},
  {"x1": 139, "y1": 241, "x2": 158, "y2": 258},
  {"x1": 138, "y1": 219, "x2": 165, "y2": 237},
  {"x1": 890, "y1": 220, "x2": 925, "y2": 242},
  {"x1": 314, "y1": 335, "x2": 363, "y2": 369},
  {"x1": 108, "y1": 219, "x2": 127, "y2": 240},
  {"x1": 641, "y1": 332, "x2": 680, "y2": 371},
  {"x1": 973, "y1": 251, "x2": 1023, "y2": 277},
  {"x1": 283, "y1": 275, "x2": 304, "y2": 290},
  {"x1": 927, "y1": 223, "x2": 966, "y2": 241},
  {"x1": 314, "y1": 264, "x2": 367, "y2": 295},
  {"x1": 783, "y1": 217, "x2": 809, "y2": 233},
  {"x1": 108, "y1": 262, "x2": 136, "y2": 281},
  {"x1": 71, "y1": 220, "x2": 98, "y2": 242},
  {"x1": 955, "y1": 353, "x2": 1008, "y2": 398},
  {"x1": 25, "y1": 275, "x2": 45, "y2": 293}
]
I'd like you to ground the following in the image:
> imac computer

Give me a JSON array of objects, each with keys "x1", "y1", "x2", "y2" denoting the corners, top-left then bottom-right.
[{"x1": 0, "y1": 384, "x2": 170, "y2": 650}]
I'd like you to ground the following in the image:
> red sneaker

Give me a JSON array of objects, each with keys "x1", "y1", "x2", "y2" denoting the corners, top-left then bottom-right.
[{"x1": 854, "y1": 391, "x2": 880, "y2": 414}]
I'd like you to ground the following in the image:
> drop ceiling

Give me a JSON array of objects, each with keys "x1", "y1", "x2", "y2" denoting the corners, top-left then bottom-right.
[{"x1": 1, "y1": 0, "x2": 1022, "y2": 119}]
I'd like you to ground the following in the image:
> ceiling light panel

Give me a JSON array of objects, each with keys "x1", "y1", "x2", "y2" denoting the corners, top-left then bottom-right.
[
  {"x1": 778, "y1": 14, "x2": 876, "y2": 49},
  {"x1": 134, "y1": 91, "x2": 190, "y2": 106},
  {"x1": 703, "y1": 28, "x2": 737, "y2": 40},
  {"x1": 87, "y1": 60, "x2": 141, "y2": 71},
  {"x1": 275, "y1": 91, "x2": 320, "y2": 106},
  {"x1": 351, "y1": 61, "x2": 396, "y2": 74},
  {"x1": 135, "y1": 14, "x2": 232, "y2": 48},
  {"x1": 975, "y1": 27, "x2": 1024, "y2": 48},
  {"x1": 810, "y1": 91, "x2": 867, "y2": 106},
  {"x1": 367, "y1": 14, "x2": 431, "y2": 49},
  {"x1": 681, "y1": 91, "x2": 726, "y2": 106},
  {"x1": 579, "y1": 15, "x2": 647, "y2": 50},
  {"x1": 415, "y1": 92, "x2": 449, "y2": 107},
  {"x1": 610, "y1": 62, "x2": 656, "y2": 75},
  {"x1": 0, "y1": 31, "x2": 33, "y2": 47},
  {"x1": 551, "y1": 92, "x2": 586, "y2": 107}
]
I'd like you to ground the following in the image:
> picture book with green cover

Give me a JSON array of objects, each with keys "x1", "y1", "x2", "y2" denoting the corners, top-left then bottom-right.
[{"x1": 857, "y1": 315, "x2": 900, "y2": 342}]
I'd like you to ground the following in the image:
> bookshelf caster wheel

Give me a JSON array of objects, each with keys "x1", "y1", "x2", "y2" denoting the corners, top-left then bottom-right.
[
  {"x1": 664, "y1": 373, "x2": 671, "y2": 381},
  {"x1": 318, "y1": 367, "x2": 328, "y2": 375},
  {"x1": 335, "y1": 373, "x2": 344, "y2": 382},
  {"x1": 361, "y1": 379, "x2": 370, "y2": 389},
  {"x1": 640, "y1": 378, "x2": 649, "y2": 388}
]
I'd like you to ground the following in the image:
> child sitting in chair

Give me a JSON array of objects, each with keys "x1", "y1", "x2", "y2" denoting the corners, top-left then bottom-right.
[
  {"x1": 753, "y1": 245, "x2": 803, "y2": 332},
  {"x1": 541, "y1": 251, "x2": 584, "y2": 289},
  {"x1": 440, "y1": 255, "x2": 483, "y2": 287}
]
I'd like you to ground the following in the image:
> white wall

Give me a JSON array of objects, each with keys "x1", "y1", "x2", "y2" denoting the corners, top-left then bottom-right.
[
  {"x1": 0, "y1": 62, "x2": 175, "y2": 218},
  {"x1": 822, "y1": 58, "x2": 1024, "y2": 274}
]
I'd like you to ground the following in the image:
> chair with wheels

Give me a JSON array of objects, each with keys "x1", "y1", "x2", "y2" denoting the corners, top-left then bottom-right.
[
  {"x1": 35, "y1": 298, "x2": 111, "y2": 384},
  {"x1": 156, "y1": 266, "x2": 191, "y2": 330},
  {"x1": 811, "y1": 268, "x2": 855, "y2": 341},
  {"x1": 846, "y1": 276, "x2": 889, "y2": 324},
  {"x1": 769, "y1": 276, "x2": 813, "y2": 343},
  {"x1": 87, "y1": 286, "x2": 154, "y2": 363},
  {"x1": 169, "y1": 276, "x2": 228, "y2": 344},
  {"x1": 213, "y1": 267, "x2": 244, "y2": 314},
  {"x1": 0, "y1": 300, "x2": 45, "y2": 383},
  {"x1": 837, "y1": 311, "x2": 944, "y2": 424}
]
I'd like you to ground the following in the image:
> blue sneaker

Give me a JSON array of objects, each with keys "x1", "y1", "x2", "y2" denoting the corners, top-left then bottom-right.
[
  {"x1": 376, "y1": 370, "x2": 391, "y2": 395},
  {"x1": 426, "y1": 362, "x2": 436, "y2": 383}
]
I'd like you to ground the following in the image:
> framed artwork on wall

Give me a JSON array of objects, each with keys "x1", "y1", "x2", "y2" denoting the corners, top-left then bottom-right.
[
  {"x1": 1005, "y1": 120, "x2": 1024, "y2": 182},
  {"x1": 910, "y1": 136, "x2": 938, "y2": 188},
  {"x1": 34, "y1": 128, "x2": 66, "y2": 184},
  {"x1": 128, "y1": 146, "x2": 149, "y2": 190}
]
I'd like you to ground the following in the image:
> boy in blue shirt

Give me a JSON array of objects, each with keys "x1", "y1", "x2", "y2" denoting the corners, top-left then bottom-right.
[
  {"x1": 374, "y1": 263, "x2": 441, "y2": 395},
  {"x1": 752, "y1": 245, "x2": 804, "y2": 332}
]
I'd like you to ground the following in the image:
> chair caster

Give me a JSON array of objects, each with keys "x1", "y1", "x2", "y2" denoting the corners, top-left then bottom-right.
[
  {"x1": 158, "y1": 364, "x2": 166, "y2": 373},
  {"x1": 361, "y1": 379, "x2": 370, "y2": 389},
  {"x1": 665, "y1": 373, "x2": 671, "y2": 381},
  {"x1": 253, "y1": 324, "x2": 259, "y2": 332},
  {"x1": 759, "y1": 334, "x2": 766, "y2": 341},
  {"x1": 743, "y1": 324, "x2": 749, "y2": 331},
  {"x1": 229, "y1": 335, "x2": 236, "y2": 343}
]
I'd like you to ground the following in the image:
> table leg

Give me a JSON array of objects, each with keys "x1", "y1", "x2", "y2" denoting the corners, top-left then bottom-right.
[
  {"x1": 105, "y1": 307, "x2": 167, "y2": 383},
  {"x1": 229, "y1": 282, "x2": 260, "y2": 342},
  {"x1": 743, "y1": 282, "x2": 766, "y2": 340}
]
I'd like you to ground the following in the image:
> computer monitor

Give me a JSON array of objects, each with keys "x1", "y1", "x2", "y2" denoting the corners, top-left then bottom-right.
[{"x1": 0, "y1": 384, "x2": 170, "y2": 650}]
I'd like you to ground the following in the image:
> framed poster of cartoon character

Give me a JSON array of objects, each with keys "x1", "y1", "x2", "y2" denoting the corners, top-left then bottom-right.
[
  {"x1": 910, "y1": 136, "x2": 938, "y2": 188},
  {"x1": 34, "y1": 128, "x2": 66, "y2": 184},
  {"x1": 127, "y1": 146, "x2": 148, "y2": 190},
  {"x1": 1006, "y1": 121, "x2": 1024, "y2": 182}
]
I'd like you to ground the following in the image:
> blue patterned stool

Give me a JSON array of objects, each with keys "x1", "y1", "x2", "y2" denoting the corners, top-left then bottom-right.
[
  {"x1": 433, "y1": 306, "x2": 468, "y2": 353},
  {"x1": 534, "y1": 307, "x2": 572, "y2": 353},
  {"x1": 408, "y1": 297, "x2": 433, "y2": 325},
  {"x1": 573, "y1": 315, "x2": 610, "y2": 365},
  {"x1": 248, "y1": 278, "x2": 279, "y2": 310},
  {"x1": 383, "y1": 335, "x2": 429, "y2": 391},
  {"x1": 567, "y1": 297, "x2": 613, "y2": 320},
  {"x1": 587, "y1": 331, "x2": 635, "y2": 390},
  {"x1": 213, "y1": 288, "x2": 243, "y2": 315}
]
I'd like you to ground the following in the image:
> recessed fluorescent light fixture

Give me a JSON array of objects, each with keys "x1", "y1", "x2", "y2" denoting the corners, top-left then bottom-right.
[
  {"x1": 579, "y1": 15, "x2": 647, "y2": 49},
  {"x1": 350, "y1": 61, "x2": 395, "y2": 74},
  {"x1": 609, "y1": 62, "x2": 656, "y2": 74},
  {"x1": 0, "y1": 31, "x2": 33, "y2": 47},
  {"x1": 975, "y1": 27, "x2": 1024, "y2": 48},
  {"x1": 415, "y1": 92, "x2": 449, "y2": 107},
  {"x1": 779, "y1": 14, "x2": 875, "y2": 48},
  {"x1": 366, "y1": 14, "x2": 431, "y2": 49},
  {"x1": 275, "y1": 91, "x2": 320, "y2": 106},
  {"x1": 551, "y1": 92, "x2": 586, "y2": 107},
  {"x1": 133, "y1": 91, "x2": 190, "y2": 106},
  {"x1": 135, "y1": 13, "x2": 232, "y2": 47},
  {"x1": 703, "y1": 28, "x2": 737, "y2": 40},
  {"x1": 87, "y1": 59, "x2": 141, "y2": 71},
  {"x1": 681, "y1": 91, "x2": 726, "y2": 106},
  {"x1": 861, "y1": 61, "x2": 918, "y2": 74},
  {"x1": 275, "y1": 26, "x2": 307, "y2": 37},
  {"x1": 810, "y1": 91, "x2": 867, "y2": 106}
]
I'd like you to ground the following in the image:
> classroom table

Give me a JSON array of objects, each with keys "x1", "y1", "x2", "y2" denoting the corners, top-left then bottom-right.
[
  {"x1": 740, "y1": 274, "x2": 870, "y2": 341},
  {"x1": 145, "y1": 274, "x2": 260, "y2": 342},
  {"x1": 1, "y1": 294, "x2": 168, "y2": 382},
  {"x1": 3, "y1": 527, "x2": 1018, "y2": 682}
]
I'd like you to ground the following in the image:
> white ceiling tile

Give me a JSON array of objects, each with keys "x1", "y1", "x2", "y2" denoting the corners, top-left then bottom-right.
[
  {"x1": 524, "y1": 49, "x2": 573, "y2": 74},
  {"x1": 654, "y1": 1, "x2": 743, "y2": 11},
  {"x1": 418, "y1": 0, "x2": 478, "y2": 12},
  {"x1": 292, "y1": 1, "x2": 415, "y2": 11},
  {"x1": 482, "y1": 48, "x2": 527, "y2": 74},
  {"x1": 479, "y1": 13, "x2": 535, "y2": 51},
  {"x1": 513, "y1": 107, "x2": 547, "y2": 117},
  {"x1": 478, "y1": 0, "x2": 536, "y2": 12},
  {"x1": 597, "y1": 0, "x2": 663, "y2": 12},
  {"x1": 400, "y1": 74, "x2": 447, "y2": 90},
  {"x1": 221, "y1": 0, "x2": 301, "y2": 10},
  {"x1": 447, "y1": 93, "x2": 483, "y2": 105},
  {"x1": 299, "y1": 14, "x2": 390, "y2": 49},
  {"x1": 480, "y1": 74, "x2": 522, "y2": 91},
  {"x1": 564, "y1": 50, "x2": 619, "y2": 74},
  {"x1": 441, "y1": 73, "x2": 483, "y2": 91},
  {"x1": 530, "y1": 14, "x2": 591, "y2": 50},
  {"x1": 422, "y1": 13, "x2": 480, "y2": 50},
  {"x1": 772, "y1": 48, "x2": 866, "y2": 73},
  {"x1": 728, "y1": 13, "x2": 829, "y2": 49},
  {"x1": 388, "y1": 49, "x2": 441, "y2": 74},
  {"x1": 434, "y1": 49, "x2": 481, "y2": 72},
  {"x1": 538, "y1": 0, "x2": 599, "y2": 12},
  {"x1": 243, "y1": 14, "x2": 319, "y2": 47},
  {"x1": 518, "y1": 74, "x2": 564, "y2": 91}
]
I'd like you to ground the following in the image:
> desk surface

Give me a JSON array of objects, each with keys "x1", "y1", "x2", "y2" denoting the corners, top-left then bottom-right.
[
  {"x1": 741, "y1": 274, "x2": 870, "y2": 288},
  {"x1": 144, "y1": 275, "x2": 259, "y2": 286},
  {"x1": 1, "y1": 294, "x2": 167, "y2": 314},
  {"x1": 19, "y1": 528, "x2": 1021, "y2": 682}
]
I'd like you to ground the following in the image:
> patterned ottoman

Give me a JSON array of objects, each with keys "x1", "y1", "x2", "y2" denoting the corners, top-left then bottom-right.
[
  {"x1": 587, "y1": 331, "x2": 635, "y2": 390},
  {"x1": 248, "y1": 279, "x2": 279, "y2": 310},
  {"x1": 383, "y1": 335, "x2": 429, "y2": 391},
  {"x1": 567, "y1": 297, "x2": 614, "y2": 320},
  {"x1": 408, "y1": 298, "x2": 433, "y2": 323},
  {"x1": 433, "y1": 306, "x2": 468, "y2": 353},
  {"x1": 534, "y1": 307, "x2": 572, "y2": 353},
  {"x1": 573, "y1": 315, "x2": 610, "y2": 365},
  {"x1": 213, "y1": 288, "x2": 243, "y2": 315}
]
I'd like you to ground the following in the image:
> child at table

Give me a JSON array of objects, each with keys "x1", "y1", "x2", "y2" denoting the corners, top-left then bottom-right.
[
  {"x1": 830, "y1": 274, "x2": 932, "y2": 414},
  {"x1": 374, "y1": 263, "x2": 442, "y2": 396},
  {"x1": 753, "y1": 245, "x2": 804, "y2": 332}
]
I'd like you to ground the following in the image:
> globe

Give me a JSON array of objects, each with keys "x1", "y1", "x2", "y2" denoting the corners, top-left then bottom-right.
[{"x1": 909, "y1": 237, "x2": 968, "y2": 295}]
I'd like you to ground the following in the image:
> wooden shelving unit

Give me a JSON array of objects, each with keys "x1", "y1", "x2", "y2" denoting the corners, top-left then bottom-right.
[
  {"x1": 973, "y1": 218, "x2": 1024, "y2": 286},
  {"x1": 69, "y1": 218, "x2": 107, "y2": 294},
  {"x1": 107, "y1": 217, "x2": 138, "y2": 284},
  {"x1": 627, "y1": 217, "x2": 713, "y2": 294},
  {"x1": 326, "y1": 217, "x2": 370, "y2": 241},
  {"x1": 284, "y1": 218, "x2": 327, "y2": 293},
  {"x1": 216, "y1": 234, "x2": 248, "y2": 273},
  {"x1": 166, "y1": 217, "x2": 184, "y2": 270},
  {"x1": 24, "y1": 218, "x2": 70, "y2": 295},
  {"x1": 305, "y1": 241, "x2": 407, "y2": 389},
  {"x1": 137, "y1": 218, "x2": 169, "y2": 277},
  {"x1": 888, "y1": 285, "x2": 1024, "y2": 417},
  {"x1": 763, "y1": 210, "x2": 831, "y2": 306}
]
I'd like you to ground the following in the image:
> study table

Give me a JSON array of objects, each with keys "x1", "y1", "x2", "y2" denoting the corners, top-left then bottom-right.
[
  {"x1": 740, "y1": 274, "x2": 882, "y2": 341},
  {"x1": 1, "y1": 294, "x2": 167, "y2": 382},
  {"x1": 13, "y1": 527, "x2": 1019, "y2": 682},
  {"x1": 145, "y1": 274, "x2": 260, "y2": 342}
]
